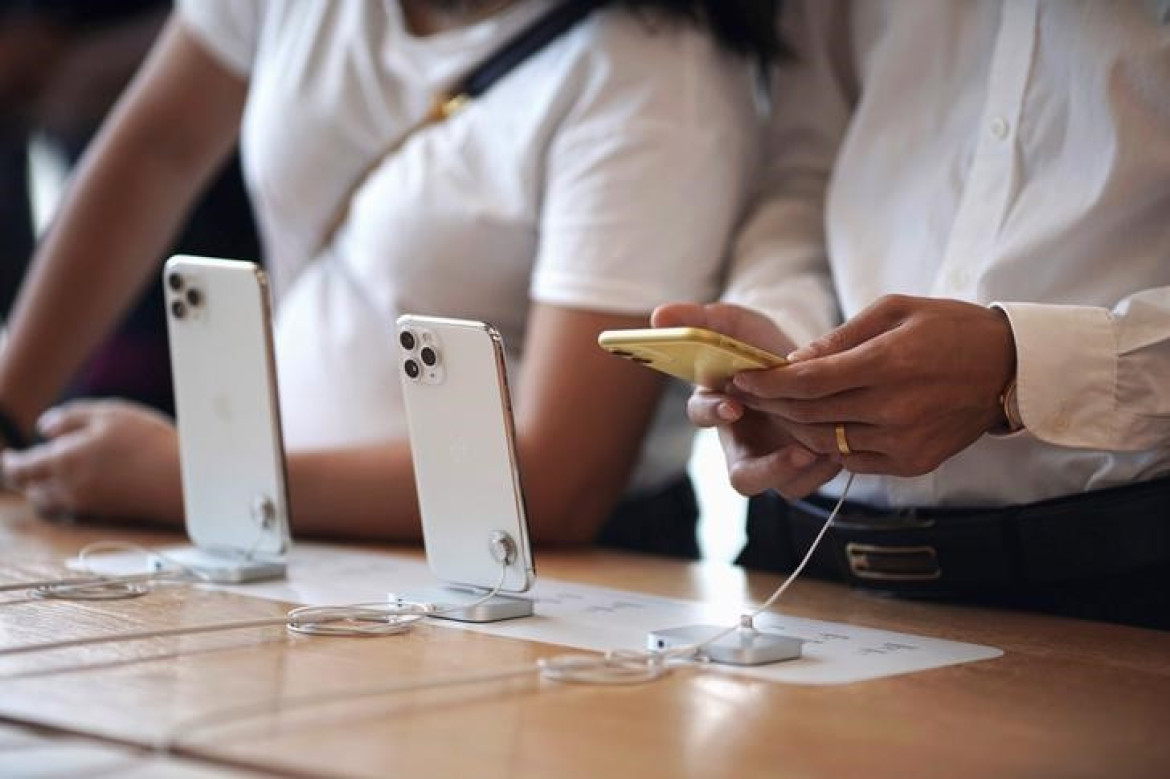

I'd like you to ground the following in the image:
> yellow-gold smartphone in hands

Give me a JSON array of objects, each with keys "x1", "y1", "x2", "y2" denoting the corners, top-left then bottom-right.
[{"x1": 597, "y1": 327, "x2": 787, "y2": 389}]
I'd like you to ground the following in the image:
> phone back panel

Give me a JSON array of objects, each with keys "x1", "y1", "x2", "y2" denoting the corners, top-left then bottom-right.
[
  {"x1": 397, "y1": 315, "x2": 534, "y2": 592},
  {"x1": 164, "y1": 256, "x2": 290, "y2": 557},
  {"x1": 598, "y1": 327, "x2": 786, "y2": 389}
]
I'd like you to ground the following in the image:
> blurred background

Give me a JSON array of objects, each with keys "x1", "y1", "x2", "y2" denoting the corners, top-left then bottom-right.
[{"x1": 0, "y1": 0, "x2": 259, "y2": 416}]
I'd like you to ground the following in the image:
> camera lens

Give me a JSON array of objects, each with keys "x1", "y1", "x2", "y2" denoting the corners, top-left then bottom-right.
[
  {"x1": 167, "y1": 273, "x2": 184, "y2": 291},
  {"x1": 399, "y1": 330, "x2": 416, "y2": 351},
  {"x1": 404, "y1": 359, "x2": 420, "y2": 379},
  {"x1": 420, "y1": 346, "x2": 438, "y2": 366},
  {"x1": 171, "y1": 300, "x2": 187, "y2": 319},
  {"x1": 186, "y1": 287, "x2": 202, "y2": 307}
]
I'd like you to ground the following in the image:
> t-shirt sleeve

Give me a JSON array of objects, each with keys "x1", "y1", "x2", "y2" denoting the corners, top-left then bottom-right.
[
  {"x1": 530, "y1": 14, "x2": 761, "y2": 315},
  {"x1": 176, "y1": 0, "x2": 263, "y2": 77}
]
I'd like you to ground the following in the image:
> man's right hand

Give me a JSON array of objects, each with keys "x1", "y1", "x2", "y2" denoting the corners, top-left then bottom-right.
[{"x1": 651, "y1": 302, "x2": 841, "y2": 500}]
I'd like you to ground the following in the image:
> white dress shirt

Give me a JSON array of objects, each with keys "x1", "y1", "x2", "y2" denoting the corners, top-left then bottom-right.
[{"x1": 729, "y1": 0, "x2": 1170, "y2": 508}]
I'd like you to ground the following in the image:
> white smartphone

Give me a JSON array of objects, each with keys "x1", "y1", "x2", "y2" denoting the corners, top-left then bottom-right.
[
  {"x1": 163, "y1": 256, "x2": 290, "y2": 580},
  {"x1": 397, "y1": 315, "x2": 535, "y2": 593}
]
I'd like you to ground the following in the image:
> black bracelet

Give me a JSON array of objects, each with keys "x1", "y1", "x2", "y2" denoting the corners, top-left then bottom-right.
[{"x1": 0, "y1": 404, "x2": 30, "y2": 450}]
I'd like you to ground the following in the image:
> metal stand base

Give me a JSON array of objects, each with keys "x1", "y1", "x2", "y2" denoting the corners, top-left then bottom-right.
[
  {"x1": 648, "y1": 623, "x2": 803, "y2": 666},
  {"x1": 395, "y1": 585, "x2": 534, "y2": 623},
  {"x1": 161, "y1": 545, "x2": 286, "y2": 583},
  {"x1": 67, "y1": 544, "x2": 285, "y2": 583}
]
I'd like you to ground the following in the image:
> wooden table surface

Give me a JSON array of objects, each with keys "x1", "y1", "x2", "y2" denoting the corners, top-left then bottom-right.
[
  {"x1": 1, "y1": 495, "x2": 1168, "y2": 779},
  {"x1": 0, "y1": 721, "x2": 263, "y2": 777}
]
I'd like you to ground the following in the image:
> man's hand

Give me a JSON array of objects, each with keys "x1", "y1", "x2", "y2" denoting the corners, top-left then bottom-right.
[
  {"x1": 732, "y1": 295, "x2": 1016, "y2": 477},
  {"x1": 0, "y1": 399, "x2": 183, "y2": 522},
  {"x1": 651, "y1": 302, "x2": 841, "y2": 499}
]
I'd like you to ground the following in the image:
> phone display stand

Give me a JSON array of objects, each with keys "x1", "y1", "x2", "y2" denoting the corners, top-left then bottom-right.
[
  {"x1": 158, "y1": 545, "x2": 286, "y2": 584},
  {"x1": 394, "y1": 583, "x2": 534, "y2": 623},
  {"x1": 648, "y1": 617, "x2": 803, "y2": 666}
]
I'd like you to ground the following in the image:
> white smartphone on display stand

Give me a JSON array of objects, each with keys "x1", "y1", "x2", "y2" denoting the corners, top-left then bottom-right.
[
  {"x1": 397, "y1": 315, "x2": 535, "y2": 602},
  {"x1": 162, "y1": 255, "x2": 291, "y2": 582}
]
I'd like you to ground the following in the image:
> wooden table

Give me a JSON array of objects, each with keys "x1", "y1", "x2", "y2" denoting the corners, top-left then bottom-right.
[
  {"x1": 0, "y1": 721, "x2": 261, "y2": 777},
  {"x1": 1, "y1": 495, "x2": 1168, "y2": 778}
]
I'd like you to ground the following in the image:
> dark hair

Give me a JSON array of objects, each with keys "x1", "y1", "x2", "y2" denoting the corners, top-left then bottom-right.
[{"x1": 616, "y1": 0, "x2": 785, "y2": 61}]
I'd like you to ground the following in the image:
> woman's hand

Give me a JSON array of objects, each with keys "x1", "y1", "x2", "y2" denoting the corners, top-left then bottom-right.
[
  {"x1": 651, "y1": 302, "x2": 841, "y2": 500},
  {"x1": 0, "y1": 399, "x2": 183, "y2": 523},
  {"x1": 732, "y1": 294, "x2": 1016, "y2": 477}
]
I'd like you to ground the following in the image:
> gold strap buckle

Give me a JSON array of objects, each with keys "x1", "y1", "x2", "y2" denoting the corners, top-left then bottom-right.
[
  {"x1": 431, "y1": 93, "x2": 471, "y2": 122},
  {"x1": 846, "y1": 543, "x2": 942, "y2": 582}
]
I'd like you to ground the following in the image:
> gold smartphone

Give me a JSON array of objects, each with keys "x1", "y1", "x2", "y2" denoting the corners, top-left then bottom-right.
[{"x1": 597, "y1": 327, "x2": 787, "y2": 389}]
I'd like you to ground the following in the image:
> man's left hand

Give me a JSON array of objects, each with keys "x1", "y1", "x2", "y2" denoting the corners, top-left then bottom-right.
[{"x1": 731, "y1": 294, "x2": 1017, "y2": 477}]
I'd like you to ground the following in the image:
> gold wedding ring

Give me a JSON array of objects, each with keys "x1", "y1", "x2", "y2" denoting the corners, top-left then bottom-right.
[{"x1": 834, "y1": 423, "x2": 852, "y2": 457}]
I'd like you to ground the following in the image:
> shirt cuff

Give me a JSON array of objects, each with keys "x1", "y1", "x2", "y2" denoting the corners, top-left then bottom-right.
[{"x1": 993, "y1": 302, "x2": 1116, "y2": 448}]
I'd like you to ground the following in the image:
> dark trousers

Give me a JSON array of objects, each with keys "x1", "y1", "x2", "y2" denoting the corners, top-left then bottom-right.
[
  {"x1": 597, "y1": 476, "x2": 700, "y2": 560},
  {"x1": 741, "y1": 489, "x2": 1170, "y2": 632}
]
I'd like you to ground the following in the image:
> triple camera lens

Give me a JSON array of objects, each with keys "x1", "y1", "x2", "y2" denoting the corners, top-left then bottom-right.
[
  {"x1": 167, "y1": 273, "x2": 202, "y2": 319},
  {"x1": 400, "y1": 328, "x2": 438, "y2": 379}
]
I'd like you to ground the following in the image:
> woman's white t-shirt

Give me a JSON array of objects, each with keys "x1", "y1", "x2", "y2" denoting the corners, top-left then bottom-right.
[{"x1": 178, "y1": 0, "x2": 760, "y2": 493}]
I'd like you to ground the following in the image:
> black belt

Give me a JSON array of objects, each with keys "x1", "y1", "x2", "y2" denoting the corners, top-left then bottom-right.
[{"x1": 779, "y1": 476, "x2": 1170, "y2": 596}]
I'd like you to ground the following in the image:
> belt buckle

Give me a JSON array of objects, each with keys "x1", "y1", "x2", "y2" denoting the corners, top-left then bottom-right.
[{"x1": 845, "y1": 543, "x2": 942, "y2": 582}]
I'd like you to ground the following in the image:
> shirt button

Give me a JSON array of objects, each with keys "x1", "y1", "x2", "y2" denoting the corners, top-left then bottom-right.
[{"x1": 989, "y1": 116, "x2": 1011, "y2": 140}]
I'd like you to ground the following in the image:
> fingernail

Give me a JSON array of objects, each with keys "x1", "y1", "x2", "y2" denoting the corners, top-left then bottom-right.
[
  {"x1": 717, "y1": 402, "x2": 739, "y2": 421},
  {"x1": 37, "y1": 408, "x2": 60, "y2": 435},
  {"x1": 786, "y1": 347, "x2": 813, "y2": 362},
  {"x1": 788, "y1": 448, "x2": 816, "y2": 468}
]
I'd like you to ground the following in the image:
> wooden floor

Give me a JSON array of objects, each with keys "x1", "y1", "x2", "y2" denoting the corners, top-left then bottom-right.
[{"x1": 1, "y1": 495, "x2": 1168, "y2": 778}]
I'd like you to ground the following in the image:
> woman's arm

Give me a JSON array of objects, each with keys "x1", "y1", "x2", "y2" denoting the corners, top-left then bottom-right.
[
  {"x1": 511, "y1": 304, "x2": 666, "y2": 544},
  {"x1": 0, "y1": 17, "x2": 247, "y2": 434}
]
